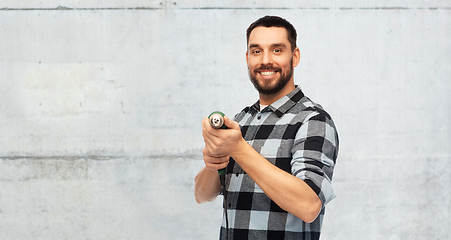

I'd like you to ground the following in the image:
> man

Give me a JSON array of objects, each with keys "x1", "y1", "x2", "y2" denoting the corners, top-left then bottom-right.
[{"x1": 195, "y1": 16, "x2": 339, "y2": 240}]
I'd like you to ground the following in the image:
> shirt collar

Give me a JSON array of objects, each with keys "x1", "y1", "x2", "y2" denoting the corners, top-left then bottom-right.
[{"x1": 251, "y1": 86, "x2": 305, "y2": 118}]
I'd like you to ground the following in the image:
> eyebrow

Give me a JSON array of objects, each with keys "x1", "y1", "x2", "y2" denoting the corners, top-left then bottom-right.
[
  {"x1": 271, "y1": 43, "x2": 287, "y2": 48},
  {"x1": 248, "y1": 43, "x2": 260, "y2": 49},
  {"x1": 248, "y1": 43, "x2": 287, "y2": 49}
]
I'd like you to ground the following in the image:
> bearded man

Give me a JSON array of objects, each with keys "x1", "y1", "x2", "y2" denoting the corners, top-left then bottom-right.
[{"x1": 195, "y1": 15, "x2": 339, "y2": 240}]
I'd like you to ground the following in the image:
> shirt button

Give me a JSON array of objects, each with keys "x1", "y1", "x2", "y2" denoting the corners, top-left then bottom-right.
[
  {"x1": 236, "y1": 172, "x2": 239, "y2": 177},
  {"x1": 257, "y1": 115, "x2": 261, "y2": 120}
]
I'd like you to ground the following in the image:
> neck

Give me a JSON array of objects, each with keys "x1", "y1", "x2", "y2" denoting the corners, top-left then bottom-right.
[{"x1": 259, "y1": 81, "x2": 295, "y2": 105}]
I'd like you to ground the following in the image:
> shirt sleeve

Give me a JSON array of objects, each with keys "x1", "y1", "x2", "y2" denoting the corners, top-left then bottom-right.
[{"x1": 290, "y1": 109, "x2": 339, "y2": 207}]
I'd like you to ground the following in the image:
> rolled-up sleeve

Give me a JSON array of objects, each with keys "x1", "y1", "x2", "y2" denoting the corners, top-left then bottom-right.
[{"x1": 291, "y1": 110, "x2": 339, "y2": 207}]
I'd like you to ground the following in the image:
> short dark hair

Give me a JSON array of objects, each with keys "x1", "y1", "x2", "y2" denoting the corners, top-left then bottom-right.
[{"x1": 246, "y1": 15, "x2": 297, "y2": 51}]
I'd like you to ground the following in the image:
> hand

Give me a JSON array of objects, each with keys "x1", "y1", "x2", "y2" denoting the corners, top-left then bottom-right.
[
  {"x1": 201, "y1": 115, "x2": 243, "y2": 169},
  {"x1": 202, "y1": 149, "x2": 229, "y2": 171}
]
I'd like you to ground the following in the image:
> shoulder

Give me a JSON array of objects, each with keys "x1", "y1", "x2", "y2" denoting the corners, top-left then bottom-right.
[{"x1": 292, "y1": 95, "x2": 335, "y2": 123}]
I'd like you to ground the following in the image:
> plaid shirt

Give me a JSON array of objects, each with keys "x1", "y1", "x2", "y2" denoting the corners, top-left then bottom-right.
[{"x1": 220, "y1": 86, "x2": 339, "y2": 240}]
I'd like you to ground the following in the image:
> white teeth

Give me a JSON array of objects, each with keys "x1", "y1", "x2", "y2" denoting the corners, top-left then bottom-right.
[{"x1": 260, "y1": 71, "x2": 275, "y2": 76}]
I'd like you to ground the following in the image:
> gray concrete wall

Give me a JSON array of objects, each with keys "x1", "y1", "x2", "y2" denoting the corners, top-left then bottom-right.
[{"x1": 1, "y1": 1, "x2": 450, "y2": 239}]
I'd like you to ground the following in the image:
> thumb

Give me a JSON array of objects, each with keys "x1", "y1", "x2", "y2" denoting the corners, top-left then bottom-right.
[{"x1": 223, "y1": 115, "x2": 240, "y2": 130}]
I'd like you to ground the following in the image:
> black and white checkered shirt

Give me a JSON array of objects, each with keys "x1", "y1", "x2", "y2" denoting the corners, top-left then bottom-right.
[{"x1": 220, "y1": 86, "x2": 339, "y2": 240}]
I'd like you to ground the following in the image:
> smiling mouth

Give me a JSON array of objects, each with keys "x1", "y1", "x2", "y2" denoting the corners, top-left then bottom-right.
[
  {"x1": 256, "y1": 65, "x2": 280, "y2": 76},
  {"x1": 260, "y1": 71, "x2": 276, "y2": 76}
]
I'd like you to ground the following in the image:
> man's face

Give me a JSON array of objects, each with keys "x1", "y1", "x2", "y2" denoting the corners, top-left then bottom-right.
[{"x1": 246, "y1": 27, "x2": 298, "y2": 95}]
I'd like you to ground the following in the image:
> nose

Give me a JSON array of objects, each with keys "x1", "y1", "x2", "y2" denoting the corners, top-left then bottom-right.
[{"x1": 261, "y1": 51, "x2": 273, "y2": 65}]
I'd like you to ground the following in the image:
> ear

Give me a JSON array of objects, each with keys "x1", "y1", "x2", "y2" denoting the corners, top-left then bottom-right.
[
  {"x1": 245, "y1": 51, "x2": 249, "y2": 65},
  {"x1": 292, "y1": 47, "x2": 300, "y2": 68}
]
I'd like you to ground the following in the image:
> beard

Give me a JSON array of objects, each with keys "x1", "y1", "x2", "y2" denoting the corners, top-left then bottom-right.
[{"x1": 248, "y1": 60, "x2": 293, "y2": 95}]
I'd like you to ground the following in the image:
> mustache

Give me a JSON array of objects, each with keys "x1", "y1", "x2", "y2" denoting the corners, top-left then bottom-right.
[{"x1": 254, "y1": 65, "x2": 281, "y2": 73}]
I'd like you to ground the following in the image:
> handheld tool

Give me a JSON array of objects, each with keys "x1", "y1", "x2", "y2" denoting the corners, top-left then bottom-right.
[
  {"x1": 208, "y1": 111, "x2": 229, "y2": 239},
  {"x1": 208, "y1": 111, "x2": 228, "y2": 175}
]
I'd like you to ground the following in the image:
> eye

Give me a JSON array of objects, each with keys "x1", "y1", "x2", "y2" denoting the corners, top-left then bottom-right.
[
  {"x1": 252, "y1": 50, "x2": 261, "y2": 54},
  {"x1": 274, "y1": 49, "x2": 281, "y2": 53}
]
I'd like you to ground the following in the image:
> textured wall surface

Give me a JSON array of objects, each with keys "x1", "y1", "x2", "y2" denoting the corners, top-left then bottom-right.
[{"x1": 1, "y1": 1, "x2": 450, "y2": 239}]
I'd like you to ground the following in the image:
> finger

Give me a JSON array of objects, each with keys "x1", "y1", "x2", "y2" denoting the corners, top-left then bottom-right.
[
  {"x1": 202, "y1": 129, "x2": 218, "y2": 153},
  {"x1": 202, "y1": 148, "x2": 228, "y2": 159},
  {"x1": 205, "y1": 162, "x2": 228, "y2": 171},
  {"x1": 203, "y1": 149, "x2": 229, "y2": 167},
  {"x1": 202, "y1": 148, "x2": 228, "y2": 161},
  {"x1": 201, "y1": 117, "x2": 210, "y2": 133},
  {"x1": 223, "y1": 115, "x2": 240, "y2": 130},
  {"x1": 207, "y1": 161, "x2": 229, "y2": 170},
  {"x1": 202, "y1": 117, "x2": 215, "y2": 142},
  {"x1": 202, "y1": 117, "x2": 223, "y2": 154},
  {"x1": 202, "y1": 117, "x2": 220, "y2": 139},
  {"x1": 204, "y1": 155, "x2": 229, "y2": 165},
  {"x1": 204, "y1": 156, "x2": 230, "y2": 170}
]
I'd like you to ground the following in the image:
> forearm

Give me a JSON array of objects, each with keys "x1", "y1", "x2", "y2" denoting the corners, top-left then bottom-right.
[
  {"x1": 231, "y1": 139, "x2": 322, "y2": 223},
  {"x1": 194, "y1": 167, "x2": 221, "y2": 204}
]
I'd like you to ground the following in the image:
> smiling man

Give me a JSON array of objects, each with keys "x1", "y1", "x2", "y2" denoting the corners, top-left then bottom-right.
[{"x1": 195, "y1": 16, "x2": 339, "y2": 240}]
